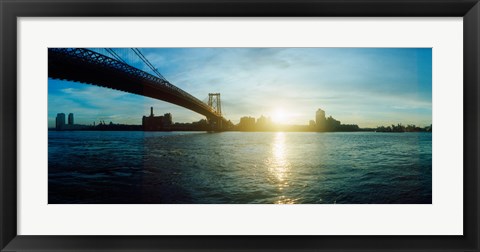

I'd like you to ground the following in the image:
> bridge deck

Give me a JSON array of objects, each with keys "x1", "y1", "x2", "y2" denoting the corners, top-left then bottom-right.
[{"x1": 48, "y1": 48, "x2": 224, "y2": 121}]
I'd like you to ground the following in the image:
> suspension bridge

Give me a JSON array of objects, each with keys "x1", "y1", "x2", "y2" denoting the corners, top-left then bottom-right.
[{"x1": 48, "y1": 48, "x2": 228, "y2": 130}]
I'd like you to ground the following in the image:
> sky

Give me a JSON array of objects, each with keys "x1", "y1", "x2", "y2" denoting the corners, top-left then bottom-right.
[{"x1": 48, "y1": 48, "x2": 432, "y2": 128}]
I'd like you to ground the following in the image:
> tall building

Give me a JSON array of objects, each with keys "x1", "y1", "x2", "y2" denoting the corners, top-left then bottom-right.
[
  {"x1": 256, "y1": 115, "x2": 272, "y2": 131},
  {"x1": 315, "y1": 109, "x2": 326, "y2": 131},
  {"x1": 238, "y1": 116, "x2": 256, "y2": 131},
  {"x1": 68, "y1": 113, "x2": 74, "y2": 125},
  {"x1": 56, "y1": 113, "x2": 65, "y2": 130}
]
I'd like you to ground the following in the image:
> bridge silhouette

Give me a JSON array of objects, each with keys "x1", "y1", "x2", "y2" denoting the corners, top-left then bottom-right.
[{"x1": 48, "y1": 48, "x2": 228, "y2": 130}]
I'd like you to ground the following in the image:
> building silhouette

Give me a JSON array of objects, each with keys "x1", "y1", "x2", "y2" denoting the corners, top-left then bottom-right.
[
  {"x1": 68, "y1": 113, "x2": 74, "y2": 125},
  {"x1": 326, "y1": 116, "x2": 341, "y2": 131},
  {"x1": 316, "y1": 109, "x2": 326, "y2": 131},
  {"x1": 55, "y1": 112, "x2": 89, "y2": 130},
  {"x1": 142, "y1": 107, "x2": 173, "y2": 131},
  {"x1": 56, "y1": 113, "x2": 65, "y2": 130},
  {"x1": 238, "y1": 116, "x2": 256, "y2": 131},
  {"x1": 256, "y1": 115, "x2": 272, "y2": 131},
  {"x1": 314, "y1": 108, "x2": 359, "y2": 132}
]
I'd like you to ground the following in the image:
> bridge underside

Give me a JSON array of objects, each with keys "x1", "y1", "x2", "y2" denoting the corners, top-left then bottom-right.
[{"x1": 48, "y1": 49, "x2": 224, "y2": 125}]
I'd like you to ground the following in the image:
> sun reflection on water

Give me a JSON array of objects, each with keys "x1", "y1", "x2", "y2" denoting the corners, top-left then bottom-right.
[
  {"x1": 275, "y1": 196, "x2": 296, "y2": 204},
  {"x1": 266, "y1": 132, "x2": 296, "y2": 204}
]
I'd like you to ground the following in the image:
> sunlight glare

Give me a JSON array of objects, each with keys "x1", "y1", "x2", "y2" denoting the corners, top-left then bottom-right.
[{"x1": 271, "y1": 108, "x2": 289, "y2": 124}]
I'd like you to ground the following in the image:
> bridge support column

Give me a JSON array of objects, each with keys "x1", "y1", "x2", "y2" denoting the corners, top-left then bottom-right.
[
  {"x1": 207, "y1": 117, "x2": 223, "y2": 131},
  {"x1": 217, "y1": 118, "x2": 222, "y2": 131}
]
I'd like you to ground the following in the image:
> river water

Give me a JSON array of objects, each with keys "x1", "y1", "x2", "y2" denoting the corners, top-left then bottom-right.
[{"x1": 48, "y1": 131, "x2": 432, "y2": 204}]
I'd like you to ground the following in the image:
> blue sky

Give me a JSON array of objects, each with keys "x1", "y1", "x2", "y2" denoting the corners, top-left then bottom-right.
[{"x1": 48, "y1": 48, "x2": 432, "y2": 128}]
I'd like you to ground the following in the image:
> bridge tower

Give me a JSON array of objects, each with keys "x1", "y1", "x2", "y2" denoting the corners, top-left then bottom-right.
[
  {"x1": 207, "y1": 93, "x2": 222, "y2": 131},
  {"x1": 208, "y1": 93, "x2": 222, "y2": 116}
]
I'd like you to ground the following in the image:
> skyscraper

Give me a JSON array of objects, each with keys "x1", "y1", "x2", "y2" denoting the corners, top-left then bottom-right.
[
  {"x1": 316, "y1": 109, "x2": 326, "y2": 131},
  {"x1": 68, "y1": 113, "x2": 74, "y2": 125},
  {"x1": 56, "y1": 113, "x2": 65, "y2": 130}
]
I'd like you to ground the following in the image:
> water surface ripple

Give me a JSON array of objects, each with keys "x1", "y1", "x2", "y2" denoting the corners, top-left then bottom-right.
[{"x1": 49, "y1": 131, "x2": 432, "y2": 204}]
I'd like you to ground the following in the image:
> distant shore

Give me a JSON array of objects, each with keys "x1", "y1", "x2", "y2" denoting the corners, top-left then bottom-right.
[{"x1": 48, "y1": 126, "x2": 432, "y2": 133}]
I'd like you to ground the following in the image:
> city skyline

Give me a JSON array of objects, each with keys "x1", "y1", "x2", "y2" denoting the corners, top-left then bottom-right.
[{"x1": 48, "y1": 48, "x2": 432, "y2": 128}]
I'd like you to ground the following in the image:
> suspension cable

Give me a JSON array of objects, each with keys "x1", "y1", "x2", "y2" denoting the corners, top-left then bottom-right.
[
  {"x1": 105, "y1": 48, "x2": 128, "y2": 64},
  {"x1": 134, "y1": 48, "x2": 166, "y2": 80},
  {"x1": 130, "y1": 48, "x2": 167, "y2": 80}
]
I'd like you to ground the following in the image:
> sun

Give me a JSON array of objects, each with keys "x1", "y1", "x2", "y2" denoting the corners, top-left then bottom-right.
[{"x1": 271, "y1": 108, "x2": 289, "y2": 124}]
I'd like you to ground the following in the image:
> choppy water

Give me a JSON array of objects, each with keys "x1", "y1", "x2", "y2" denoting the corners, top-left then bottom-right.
[{"x1": 48, "y1": 131, "x2": 432, "y2": 204}]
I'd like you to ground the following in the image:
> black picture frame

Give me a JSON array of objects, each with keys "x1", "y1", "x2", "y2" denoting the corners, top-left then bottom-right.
[{"x1": 1, "y1": 0, "x2": 479, "y2": 251}]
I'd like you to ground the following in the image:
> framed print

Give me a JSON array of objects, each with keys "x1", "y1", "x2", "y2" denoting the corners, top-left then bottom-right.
[{"x1": 1, "y1": 0, "x2": 479, "y2": 251}]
